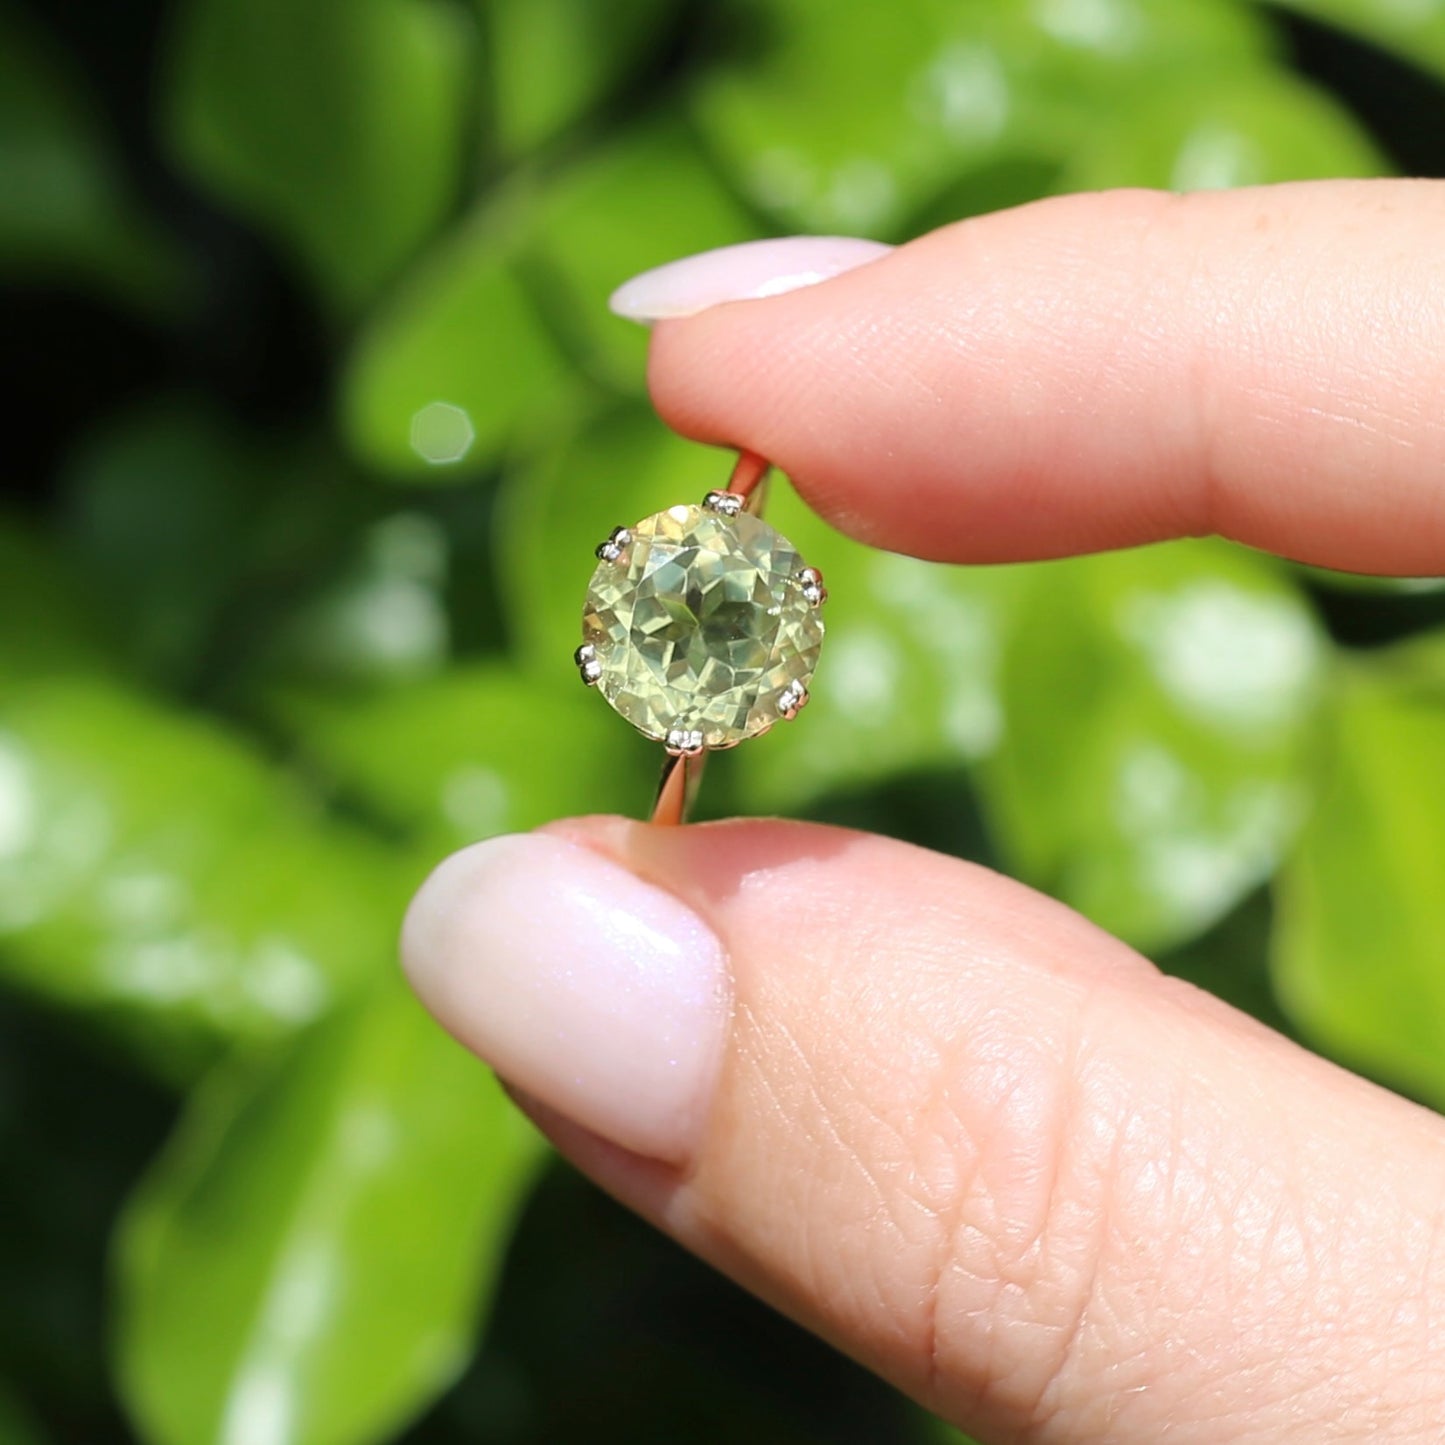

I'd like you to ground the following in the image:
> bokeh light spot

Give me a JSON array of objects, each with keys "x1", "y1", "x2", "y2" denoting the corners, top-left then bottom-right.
[
  {"x1": 409, "y1": 401, "x2": 475, "y2": 465},
  {"x1": 441, "y1": 766, "x2": 510, "y2": 840},
  {"x1": 0, "y1": 736, "x2": 39, "y2": 859},
  {"x1": 1119, "y1": 580, "x2": 1320, "y2": 735}
]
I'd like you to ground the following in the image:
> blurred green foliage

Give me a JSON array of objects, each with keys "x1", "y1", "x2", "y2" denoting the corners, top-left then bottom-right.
[{"x1": 4, "y1": 0, "x2": 1445, "y2": 1442}]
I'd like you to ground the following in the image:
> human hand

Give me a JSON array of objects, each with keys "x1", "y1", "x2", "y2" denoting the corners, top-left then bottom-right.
[{"x1": 402, "y1": 181, "x2": 1445, "y2": 1442}]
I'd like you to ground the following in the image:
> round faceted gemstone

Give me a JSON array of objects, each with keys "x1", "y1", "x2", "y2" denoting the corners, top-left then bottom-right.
[{"x1": 583, "y1": 503, "x2": 824, "y2": 748}]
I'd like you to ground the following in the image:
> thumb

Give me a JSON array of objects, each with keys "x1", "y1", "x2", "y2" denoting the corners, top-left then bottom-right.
[{"x1": 401, "y1": 817, "x2": 1445, "y2": 1443}]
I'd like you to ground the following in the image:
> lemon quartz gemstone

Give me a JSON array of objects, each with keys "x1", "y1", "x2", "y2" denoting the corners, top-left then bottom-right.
[{"x1": 582, "y1": 503, "x2": 824, "y2": 748}]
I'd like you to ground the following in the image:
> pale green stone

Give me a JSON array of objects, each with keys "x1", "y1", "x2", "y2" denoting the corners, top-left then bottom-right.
[{"x1": 582, "y1": 503, "x2": 824, "y2": 747}]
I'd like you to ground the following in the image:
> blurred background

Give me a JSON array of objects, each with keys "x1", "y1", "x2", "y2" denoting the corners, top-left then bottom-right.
[{"x1": 5, "y1": 0, "x2": 1445, "y2": 1441}]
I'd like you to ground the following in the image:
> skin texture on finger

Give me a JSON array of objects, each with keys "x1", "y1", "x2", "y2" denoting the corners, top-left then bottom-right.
[
  {"x1": 509, "y1": 817, "x2": 1445, "y2": 1444},
  {"x1": 646, "y1": 180, "x2": 1445, "y2": 574}
]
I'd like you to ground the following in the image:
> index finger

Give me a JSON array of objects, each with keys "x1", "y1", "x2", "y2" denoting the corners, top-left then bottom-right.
[{"x1": 642, "y1": 180, "x2": 1445, "y2": 575}]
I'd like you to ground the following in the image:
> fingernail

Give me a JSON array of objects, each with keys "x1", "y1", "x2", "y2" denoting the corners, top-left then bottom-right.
[
  {"x1": 609, "y1": 235, "x2": 893, "y2": 324},
  {"x1": 401, "y1": 833, "x2": 729, "y2": 1164}
]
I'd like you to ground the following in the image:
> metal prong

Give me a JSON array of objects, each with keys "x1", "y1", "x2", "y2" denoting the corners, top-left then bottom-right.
[
  {"x1": 702, "y1": 490, "x2": 744, "y2": 518},
  {"x1": 778, "y1": 681, "x2": 809, "y2": 720},
  {"x1": 726, "y1": 451, "x2": 771, "y2": 514},
  {"x1": 796, "y1": 566, "x2": 826, "y2": 607},
  {"x1": 652, "y1": 750, "x2": 705, "y2": 826},
  {"x1": 664, "y1": 727, "x2": 705, "y2": 757},
  {"x1": 595, "y1": 525, "x2": 631, "y2": 562},
  {"x1": 574, "y1": 642, "x2": 602, "y2": 686}
]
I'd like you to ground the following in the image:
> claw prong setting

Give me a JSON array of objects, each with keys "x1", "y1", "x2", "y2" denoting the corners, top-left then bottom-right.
[
  {"x1": 583, "y1": 500, "x2": 824, "y2": 754},
  {"x1": 796, "y1": 566, "x2": 826, "y2": 608},
  {"x1": 574, "y1": 642, "x2": 602, "y2": 686},
  {"x1": 595, "y1": 525, "x2": 632, "y2": 563},
  {"x1": 664, "y1": 728, "x2": 705, "y2": 757},
  {"x1": 778, "y1": 681, "x2": 809, "y2": 720},
  {"x1": 702, "y1": 490, "x2": 744, "y2": 518}
]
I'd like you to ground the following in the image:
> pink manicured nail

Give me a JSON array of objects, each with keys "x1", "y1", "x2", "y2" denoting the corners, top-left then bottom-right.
[
  {"x1": 401, "y1": 833, "x2": 729, "y2": 1163},
  {"x1": 609, "y1": 235, "x2": 893, "y2": 323}
]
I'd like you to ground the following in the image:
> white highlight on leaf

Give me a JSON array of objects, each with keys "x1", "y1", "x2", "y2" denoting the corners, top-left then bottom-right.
[
  {"x1": 1118, "y1": 579, "x2": 1319, "y2": 736},
  {"x1": 1112, "y1": 742, "x2": 1302, "y2": 932},
  {"x1": 0, "y1": 737, "x2": 37, "y2": 859},
  {"x1": 910, "y1": 41, "x2": 1010, "y2": 143},
  {"x1": 1032, "y1": 0, "x2": 1140, "y2": 53},
  {"x1": 440, "y1": 765, "x2": 510, "y2": 839},
  {"x1": 1171, "y1": 125, "x2": 1259, "y2": 192},
  {"x1": 869, "y1": 553, "x2": 1006, "y2": 759},
  {"x1": 246, "y1": 939, "x2": 328, "y2": 1023},
  {"x1": 823, "y1": 627, "x2": 901, "y2": 718}
]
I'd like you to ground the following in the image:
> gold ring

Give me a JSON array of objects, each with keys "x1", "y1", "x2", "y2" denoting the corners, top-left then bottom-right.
[{"x1": 576, "y1": 450, "x2": 827, "y2": 825}]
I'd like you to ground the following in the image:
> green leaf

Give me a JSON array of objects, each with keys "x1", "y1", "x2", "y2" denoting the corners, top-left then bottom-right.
[
  {"x1": 978, "y1": 542, "x2": 1328, "y2": 952},
  {"x1": 0, "y1": 676, "x2": 400, "y2": 1079},
  {"x1": 964, "y1": 0, "x2": 1280, "y2": 142},
  {"x1": 692, "y1": 0, "x2": 1276, "y2": 236},
  {"x1": 0, "y1": 1384, "x2": 46, "y2": 1445},
  {"x1": 162, "y1": 0, "x2": 473, "y2": 313},
  {"x1": 273, "y1": 663, "x2": 649, "y2": 852},
  {"x1": 1263, "y1": 0, "x2": 1445, "y2": 86},
  {"x1": 693, "y1": 0, "x2": 1023, "y2": 238},
  {"x1": 526, "y1": 115, "x2": 761, "y2": 391},
  {"x1": 1388, "y1": 628, "x2": 1445, "y2": 688},
  {"x1": 0, "y1": 2, "x2": 175, "y2": 306},
  {"x1": 1013, "y1": 0, "x2": 1277, "y2": 69},
  {"x1": 1060, "y1": 68, "x2": 1386, "y2": 191},
  {"x1": 116, "y1": 982, "x2": 541, "y2": 1445},
  {"x1": 0, "y1": 516, "x2": 105, "y2": 682},
  {"x1": 0, "y1": 995, "x2": 173, "y2": 1432},
  {"x1": 341, "y1": 206, "x2": 575, "y2": 480},
  {"x1": 62, "y1": 404, "x2": 461, "y2": 692},
  {"x1": 61, "y1": 403, "x2": 259, "y2": 687},
  {"x1": 483, "y1": 0, "x2": 677, "y2": 157},
  {"x1": 911, "y1": 1408, "x2": 982, "y2": 1445},
  {"x1": 258, "y1": 512, "x2": 454, "y2": 689},
  {"x1": 1273, "y1": 636, "x2": 1445, "y2": 1107},
  {"x1": 1296, "y1": 564, "x2": 1445, "y2": 597}
]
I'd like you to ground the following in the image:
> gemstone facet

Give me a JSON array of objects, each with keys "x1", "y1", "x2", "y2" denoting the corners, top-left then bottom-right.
[{"x1": 582, "y1": 502, "x2": 824, "y2": 749}]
